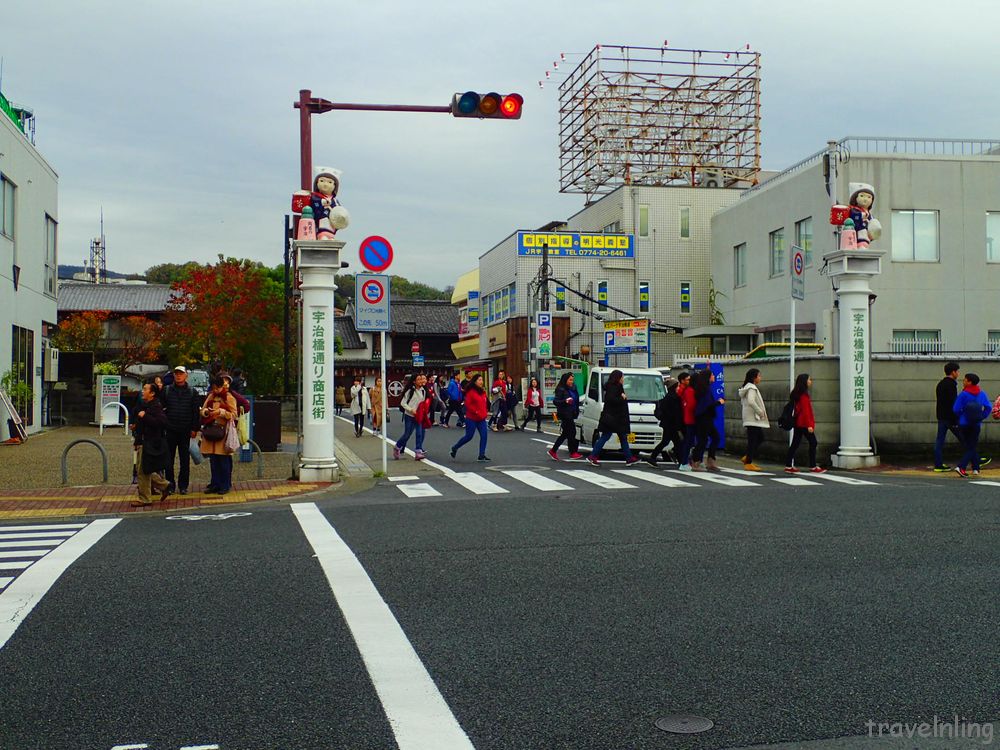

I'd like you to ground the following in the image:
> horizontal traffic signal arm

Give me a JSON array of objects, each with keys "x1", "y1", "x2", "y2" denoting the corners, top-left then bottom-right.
[{"x1": 451, "y1": 91, "x2": 523, "y2": 119}]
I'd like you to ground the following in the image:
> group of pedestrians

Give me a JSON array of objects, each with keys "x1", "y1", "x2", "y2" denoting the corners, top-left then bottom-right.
[{"x1": 935, "y1": 361, "x2": 995, "y2": 477}]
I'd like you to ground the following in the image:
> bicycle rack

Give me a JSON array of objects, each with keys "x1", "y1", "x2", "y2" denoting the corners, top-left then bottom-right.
[
  {"x1": 61, "y1": 439, "x2": 109, "y2": 485},
  {"x1": 245, "y1": 440, "x2": 265, "y2": 479},
  {"x1": 99, "y1": 401, "x2": 130, "y2": 436}
]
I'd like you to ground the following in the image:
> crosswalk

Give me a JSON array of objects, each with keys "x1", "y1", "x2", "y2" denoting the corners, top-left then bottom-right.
[
  {"x1": 0, "y1": 523, "x2": 88, "y2": 593},
  {"x1": 388, "y1": 466, "x2": 881, "y2": 499}
]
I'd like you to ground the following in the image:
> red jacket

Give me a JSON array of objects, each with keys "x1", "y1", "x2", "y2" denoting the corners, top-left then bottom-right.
[
  {"x1": 415, "y1": 395, "x2": 433, "y2": 428},
  {"x1": 794, "y1": 392, "x2": 815, "y2": 429},
  {"x1": 680, "y1": 384, "x2": 697, "y2": 426},
  {"x1": 463, "y1": 387, "x2": 488, "y2": 422},
  {"x1": 491, "y1": 378, "x2": 507, "y2": 398}
]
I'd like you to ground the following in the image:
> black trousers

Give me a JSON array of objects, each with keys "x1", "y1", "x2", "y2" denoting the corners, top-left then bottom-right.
[
  {"x1": 165, "y1": 429, "x2": 191, "y2": 491},
  {"x1": 692, "y1": 418, "x2": 719, "y2": 462},
  {"x1": 786, "y1": 427, "x2": 817, "y2": 468},
  {"x1": 443, "y1": 401, "x2": 464, "y2": 425},
  {"x1": 552, "y1": 416, "x2": 579, "y2": 454},
  {"x1": 353, "y1": 413, "x2": 365, "y2": 435},
  {"x1": 650, "y1": 427, "x2": 683, "y2": 461},
  {"x1": 745, "y1": 426, "x2": 765, "y2": 464},
  {"x1": 521, "y1": 405, "x2": 543, "y2": 430}
]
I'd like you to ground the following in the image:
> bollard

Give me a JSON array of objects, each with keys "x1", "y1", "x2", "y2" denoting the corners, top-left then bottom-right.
[{"x1": 61, "y1": 439, "x2": 110, "y2": 485}]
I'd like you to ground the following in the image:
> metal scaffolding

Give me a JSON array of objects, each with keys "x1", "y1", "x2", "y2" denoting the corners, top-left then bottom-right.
[{"x1": 558, "y1": 44, "x2": 762, "y2": 200}]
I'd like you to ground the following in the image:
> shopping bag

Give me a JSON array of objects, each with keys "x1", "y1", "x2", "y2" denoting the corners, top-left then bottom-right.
[
  {"x1": 237, "y1": 409, "x2": 250, "y2": 445},
  {"x1": 224, "y1": 420, "x2": 241, "y2": 454},
  {"x1": 189, "y1": 437, "x2": 204, "y2": 465}
]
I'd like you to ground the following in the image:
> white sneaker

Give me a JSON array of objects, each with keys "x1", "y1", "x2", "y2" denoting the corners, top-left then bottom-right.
[{"x1": 677, "y1": 464, "x2": 692, "y2": 472}]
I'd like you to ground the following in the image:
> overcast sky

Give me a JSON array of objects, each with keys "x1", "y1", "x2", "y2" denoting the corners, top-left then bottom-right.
[{"x1": 3, "y1": 0, "x2": 999, "y2": 286}]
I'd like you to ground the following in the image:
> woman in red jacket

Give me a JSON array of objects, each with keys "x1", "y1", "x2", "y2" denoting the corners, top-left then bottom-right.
[
  {"x1": 785, "y1": 373, "x2": 826, "y2": 473},
  {"x1": 450, "y1": 373, "x2": 491, "y2": 461}
]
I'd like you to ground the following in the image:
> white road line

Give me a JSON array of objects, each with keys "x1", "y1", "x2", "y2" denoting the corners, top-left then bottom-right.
[
  {"x1": 806, "y1": 473, "x2": 878, "y2": 486},
  {"x1": 771, "y1": 477, "x2": 822, "y2": 486},
  {"x1": 397, "y1": 483, "x2": 443, "y2": 498},
  {"x1": 720, "y1": 467, "x2": 776, "y2": 476},
  {"x1": 0, "y1": 578, "x2": 12, "y2": 590},
  {"x1": 666, "y1": 471, "x2": 760, "y2": 487},
  {"x1": 557, "y1": 470, "x2": 637, "y2": 489},
  {"x1": 612, "y1": 470, "x2": 699, "y2": 488},
  {"x1": 0, "y1": 561, "x2": 34, "y2": 570},
  {"x1": 389, "y1": 476, "x2": 420, "y2": 482},
  {"x1": 0, "y1": 550, "x2": 47, "y2": 559},
  {"x1": 291, "y1": 503, "x2": 474, "y2": 750},
  {"x1": 337, "y1": 415, "x2": 455, "y2": 476},
  {"x1": 0, "y1": 524, "x2": 86, "y2": 533},
  {"x1": 0, "y1": 519, "x2": 121, "y2": 651},
  {"x1": 0, "y1": 530, "x2": 77, "y2": 540},
  {"x1": 0, "y1": 539, "x2": 65, "y2": 549},
  {"x1": 500, "y1": 470, "x2": 573, "y2": 492},
  {"x1": 448, "y1": 472, "x2": 509, "y2": 495},
  {"x1": 970, "y1": 481, "x2": 1000, "y2": 487}
]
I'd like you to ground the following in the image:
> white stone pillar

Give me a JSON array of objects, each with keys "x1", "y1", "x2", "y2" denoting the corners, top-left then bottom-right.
[
  {"x1": 296, "y1": 239, "x2": 344, "y2": 482},
  {"x1": 825, "y1": 248, "x2": 884, "y2": 469}
]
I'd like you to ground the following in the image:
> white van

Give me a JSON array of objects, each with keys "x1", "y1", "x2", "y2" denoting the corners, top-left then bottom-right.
[{"x1": 579, "y1": 367, "x2": 666, "y2": 453}]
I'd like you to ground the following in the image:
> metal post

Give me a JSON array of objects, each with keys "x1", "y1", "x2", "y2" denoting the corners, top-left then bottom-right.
[
  {"x1": 789, "y1": 294, "x2": 796, "y2": 448},
  {"x1": 298, "y1": 89, "x2": 313, "y2": 191},
  {"x1": 380, "y1": 330, "x2": 387, "y2": 475},
  {"x1": 283, "y1": 214, "x2": 291, "y2": 395}
]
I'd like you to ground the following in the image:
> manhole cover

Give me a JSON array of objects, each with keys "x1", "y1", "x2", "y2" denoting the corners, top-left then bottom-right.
[{"x1": 655, "y1": 715, "x2": 714, "y2": 734}]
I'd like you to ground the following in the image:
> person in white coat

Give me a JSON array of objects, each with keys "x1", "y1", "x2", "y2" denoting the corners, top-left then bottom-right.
[
  {"x1": 349, "y1": 375, "x2": 372, "y2": 437},
  {"x1": 738, "y1": 368, "x2": 769, "y2": 471}
]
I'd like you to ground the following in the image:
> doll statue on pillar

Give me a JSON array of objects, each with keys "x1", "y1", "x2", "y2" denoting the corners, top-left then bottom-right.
[
  {"x1": 830, "y1": 182, "x2": 881, "y2": 249},
  {"x1": 309, "y1": 166, "x2": 351, "y2": 240}
]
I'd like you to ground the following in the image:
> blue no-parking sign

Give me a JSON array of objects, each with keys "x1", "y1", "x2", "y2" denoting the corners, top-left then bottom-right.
[{"x1": 355, "y1": 273, "x2": 391, "y2": 331}]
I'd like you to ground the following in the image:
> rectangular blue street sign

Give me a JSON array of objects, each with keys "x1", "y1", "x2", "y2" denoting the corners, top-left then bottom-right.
[{"x1": 355, "y1": 273, "x2": 391, "y2": 332}]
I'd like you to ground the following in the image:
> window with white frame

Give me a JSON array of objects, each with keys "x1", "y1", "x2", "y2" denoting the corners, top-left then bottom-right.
[
  {"x1": 603, "y1": 220, "x2": 621, "y2": 233},
  {"x1": 769, "y1": 228, "x2": 785, "y2": 277},
  {"x1": 890, "y1": 328, "x2": 943, "y2": 354},
  {"x1": 44, "y1": 215, "x2": 57, "y2": 297},
  {"x1": 638, "y1": 205, "x2": 649, "y2": 237},
  {"x1": 988, "y1": 330, "x2": 1000, "y2": 355},
  {"x1": 679, "y1": 207, "x2": 690, "y2": 239},
  {"x1": 734, "y1": 243, "x2": 747, "y2": 288},
  {"x1": 892, "y1": 210, "x2": 939, "y2": 261},
  {"x1": 1, "y1": 174, "x2": 14, "y2": 240},
  {"x1": 795, "y1": 217, "x2": 813, "y2": 267},
  {"x1": 987, "y1": 212, "x2": 1000, "y2": 262},
  {"x1": 638, "y1": 281, "x2": 649, "y2": 314}
]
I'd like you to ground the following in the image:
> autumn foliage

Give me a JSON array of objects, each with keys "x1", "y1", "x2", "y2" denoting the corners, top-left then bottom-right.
[
  {"x1": 51, "y1": 310, "x2": 109, "y2": 355},
  {"x1": 115, "y1": 316, "x2": 161, "y2": 377}
]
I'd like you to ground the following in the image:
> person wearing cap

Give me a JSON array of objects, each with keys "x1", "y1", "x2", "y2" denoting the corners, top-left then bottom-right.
[{"x1": 161, "y1": 365, "x2": 200, "y2": 495}]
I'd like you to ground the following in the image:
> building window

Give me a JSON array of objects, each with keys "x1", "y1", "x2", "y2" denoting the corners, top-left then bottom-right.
[
  {"x1": 1, "y1": 175, "x2": 14, "y2": 240},
  {"x1": 769, "y1": 228, "x2": 785, "y2": 277},
  {"x1": 987, "y1": 212, "x2": 1000, "y2": 262},
  {"x1": 890, "y1": 329, "x2": 943, "y2": 354},
  {"x1": 500, "y1": 286, "x2": 509, "y2": 320},
  {"x1": 603, "y1": 221, "x2": 621, "y2": 233},
  {"x1": 987, "y1": 330, "x2": 1000, "y2": 355},
  {"x1": 679, "y1": 207, "x2": 690, "y2": 239},
  {"x1": 555, "y1": 284, "x2": 566, "y2": 312},
  {"x1": 638, "y1": 205, "x2": 649, "y2": 237},
  {"x1": 795, "y1": 217, "x2": 813, "y2": 267},
  {"x1": 892, "y1": 210, "x2": 939, "y2": 262},
  {"x1": 10, "y1": 325, "x2": 33, "y2": 426},
  {"x1": 597, "y1": 280, "x2": 608, "y2": 312},
  {"x1": 680, "y1": 282, "x2": 691, "y2": 315},
  {"x1": 734, "y1": 243, "x2": 747, "y2": 288},
  {"x1": 44, "y1": 215, "x2": 57, "y2": 297},
  {"x1": 638, "y1": 281, "x2": 649, "y2": 314}
]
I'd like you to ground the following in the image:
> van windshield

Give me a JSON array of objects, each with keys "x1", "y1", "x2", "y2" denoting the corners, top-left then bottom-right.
[{"x1": 602, "y1": 373, "x2": 665, "y2": 404}]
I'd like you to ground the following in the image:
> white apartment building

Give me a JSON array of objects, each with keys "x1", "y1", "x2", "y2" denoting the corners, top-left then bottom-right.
[{"x1": 0, "y1": 90, "x2": 58, "y2": 437}]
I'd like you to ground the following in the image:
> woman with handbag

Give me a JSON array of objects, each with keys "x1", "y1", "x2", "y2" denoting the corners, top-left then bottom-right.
[{"x1": 200, "y1": 375, "x2": 238, "y2": 494}]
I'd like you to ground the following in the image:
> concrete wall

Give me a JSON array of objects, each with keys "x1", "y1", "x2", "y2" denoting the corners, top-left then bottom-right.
[{"x1": 714, "y1": 356, "x2": 1000, "y2": 462}]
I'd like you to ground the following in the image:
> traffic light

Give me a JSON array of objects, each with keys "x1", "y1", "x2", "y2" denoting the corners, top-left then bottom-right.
[{"x1": 451, "y1": 91, "x2": 523, "y2": 120}]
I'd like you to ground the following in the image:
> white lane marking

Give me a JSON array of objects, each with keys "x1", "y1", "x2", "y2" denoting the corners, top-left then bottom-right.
[
  {"x1": 613, "y1": 470, "x2": 699, "y2": 488},
  {"x1": 398, "y1": 483, "x2": 443, "y2": 498},
  {"x1": 556, "y1": 470, "x2": 637, "y2": 489},
  {"x1": 180, "y1": 745, "x2": 221, "y2": 749},
  {"x1": 448, "y1": 472, "x2": 509, "y2": 495},
  {"x1": 0, "y1": 519, "x2": 121, "y2": 651},
  {"x1": 0, "y1": 550, "x2": 47, "y2": 559},
  {"x1": 0, "y1": 524, "x2": 86, "y2": 533},
  {"x1": 500, "y1": 470, "x2": 573, "y2": 492},
  {"x1": 0, "y1": 561, "x2": 34, "y2": 570},
  {"x1": 971, "y1": 480, "x2": 1000, "y2": 486},
  {"x1": 806, "y1": 473, "x2": 878, "y2": 486},
  {"x1": 0, "y1": 539, "x2": 64, "y2": 548},
  {"x1": 291, "y1": 503, "x2": 474, "y2": 750},
  {"x1": 389, "y1": 476, "x2": 420, "y2": 482},
  {"x1": 666, "y1": 471, "x2": 760, "y2": 487},
  {"x1": 338, "y1": 415, "x2": 455, "y2": 476},
  {"x1": 771, "y1": 477, "x2": 822, "y2": 486},
  {"x1": 0, "y1": 577, "x2": 12, "y2": 589},
  {"x1": 0, "y1": 530, "x2": 77, "y2": 540},
  {"x1": 720, "y1": 467, "x2": 776, "y2": 476}
]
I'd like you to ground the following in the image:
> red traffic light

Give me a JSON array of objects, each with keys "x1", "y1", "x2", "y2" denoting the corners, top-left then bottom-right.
[{"x1": 451, "y1": 91, "x2": 523, "y2": 120}]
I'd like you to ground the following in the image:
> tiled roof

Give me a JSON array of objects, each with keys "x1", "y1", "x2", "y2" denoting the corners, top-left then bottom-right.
[
  {"x1": 334, "y1": 316, "x2": 364, "y2": 350},
  {"x1": 57, "y1": 282, "x2": 178, "y2": 313},
  {"x1": 388, "y1": 300, "x2": 459, "y2": 335}
]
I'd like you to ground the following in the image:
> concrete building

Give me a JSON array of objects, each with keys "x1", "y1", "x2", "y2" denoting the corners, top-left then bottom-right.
[
  {"x1": 0, "y1": 89, "x2": 57, "y2": 437},
  {"x1": 711, "y1": 137, "x2": 1000, "y2": 356},
  {"x1": 475, "y1": 185, "x2": 741, "y2": 381}
]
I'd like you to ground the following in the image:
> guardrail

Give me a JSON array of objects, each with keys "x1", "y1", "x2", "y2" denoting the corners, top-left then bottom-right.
[
  {"x1": 61, "y1": 439, "x2": 109, "y2": 485},
  {"x1": 887, "y1": 339, "x2": 947, "y2": 355}
]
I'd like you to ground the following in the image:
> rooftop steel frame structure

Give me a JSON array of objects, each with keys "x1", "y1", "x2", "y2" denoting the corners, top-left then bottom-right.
[{"x1": 558, "y1": 44, "x2": 762, "y2": 200}]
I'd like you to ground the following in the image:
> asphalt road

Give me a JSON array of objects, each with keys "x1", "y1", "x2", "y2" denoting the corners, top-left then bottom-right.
[{"x1": 2, "y1": 426, "x2": 999, "y2": 749}]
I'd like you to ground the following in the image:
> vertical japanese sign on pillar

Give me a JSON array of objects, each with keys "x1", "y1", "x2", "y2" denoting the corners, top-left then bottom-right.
[
  {"x1": 850, "y1": 309, "x2": 867, "y2": 414},
  {"x1": 308, "y1": 308, "x2": 329, "y2": 424}
]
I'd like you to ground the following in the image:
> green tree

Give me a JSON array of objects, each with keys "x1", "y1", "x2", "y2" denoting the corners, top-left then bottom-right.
[{"x1": 145, "y1": 262, "x2": 200, "y2": 285}]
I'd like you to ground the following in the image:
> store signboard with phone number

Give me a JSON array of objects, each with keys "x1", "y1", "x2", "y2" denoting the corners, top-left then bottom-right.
[{"x1": 517, "y1": 231, "x2": 634, "y2": 258}]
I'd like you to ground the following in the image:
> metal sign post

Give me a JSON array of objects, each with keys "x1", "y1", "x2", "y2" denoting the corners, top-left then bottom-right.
[
  {"x1": 355, "y1": 268, "x2": 392, "y2": 476},
  {"x1": 790, "y1": 246, "x2": 805, "y2": 445}
]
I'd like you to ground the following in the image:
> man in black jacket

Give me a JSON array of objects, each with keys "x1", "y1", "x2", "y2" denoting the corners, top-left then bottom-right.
[
  {"x1": 162, "y1": 365, "x2": 200, "y2": 494},
  {"x1": 647, "y1": 372, "x2": 688, "y2": 467},
  {"x1": 935, "y1": 361, "x2": 990, "y2": 471},
  {"x1": 132, "y1": 380, "x2": 171, "y2": 507}
]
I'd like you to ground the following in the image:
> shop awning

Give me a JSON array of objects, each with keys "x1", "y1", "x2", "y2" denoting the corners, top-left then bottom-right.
[{"x1": 451, "y1": 337, "x2": 480, "y2": 360}]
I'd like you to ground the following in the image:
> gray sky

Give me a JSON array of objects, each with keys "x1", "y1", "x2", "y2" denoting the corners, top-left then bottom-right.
[{"x1": 3, "y1": 0, "x2": 999, "y2": 286}]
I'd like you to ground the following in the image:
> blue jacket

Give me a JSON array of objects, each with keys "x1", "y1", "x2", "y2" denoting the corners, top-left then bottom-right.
[
  {"x1": 447, "y1": 379, "x2": 463, "y2": 402},
  {"x1": 954, "y1": 387, "x2": 991, "y2": 426}
]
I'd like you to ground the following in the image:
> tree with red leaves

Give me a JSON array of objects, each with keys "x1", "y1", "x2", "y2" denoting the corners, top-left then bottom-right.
[
  {"x1": 114, "y1": 316, "x2": 161, "y2": 377},
  {"x1": 52, "y1": 310, "x2": 110, "y2": 356}
]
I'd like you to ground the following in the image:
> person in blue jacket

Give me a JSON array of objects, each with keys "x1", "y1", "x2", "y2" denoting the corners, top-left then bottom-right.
[
  {"x1": 442, "y1": 372, "x2": 465, "y2": 427},
  {"x1": 952, "y1": 372, "x2": 991, "y2": 477}
]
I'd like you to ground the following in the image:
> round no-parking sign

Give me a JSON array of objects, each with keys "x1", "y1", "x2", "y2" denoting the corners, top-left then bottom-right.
[
  {"x1": 359, "y1": 236, "x2": 394, "y2": 273},
  {"x1": 361, "y1": 278, "x2": 385, "y2": 304}
]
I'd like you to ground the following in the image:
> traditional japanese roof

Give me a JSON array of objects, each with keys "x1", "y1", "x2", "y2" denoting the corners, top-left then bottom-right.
[
  {"x1": 57, "y1": 282, "x2": 177, "y2": 313},
  {"x1": 388, "y1": 300, "x2": 459, "y2": 335},
  {"x1": 334, "y1": 315, "x2": 364, "y2": 350}
]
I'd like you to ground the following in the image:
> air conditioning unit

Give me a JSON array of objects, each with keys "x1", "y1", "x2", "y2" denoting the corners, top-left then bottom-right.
[
  {"x1": 699, "y1": 167, "x2": 723, "y2": 188},
  {"x1": 44, "y1": 347, "x2": 59, "y2": 382}
]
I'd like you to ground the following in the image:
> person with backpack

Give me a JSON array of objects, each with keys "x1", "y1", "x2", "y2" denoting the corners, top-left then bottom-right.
[
  {"x1": 449, "y1": 373, "x2": 491, "y2": 462},
  {"x1": 547, "y1": 372, "x2": 583, "y2": 461},
  {"x1": 952, "y1": 372, "x2": 991, "y2": 477},
  {"x1": 784, "y1": 373, "x2": 825, "y2": 473},
  {"x1": 161, "y1": 365, "x2": 201, "y2": 495},
  {"x1": 933, "y1": 362, "x2": 991, "y2": 472},
  {"x1": 690, "y1": 369, "x2": 725, "y2": 471},
  {"x1": 394, "y1": 373, "x2": 428, "y2": 461},
  {"x1": 738, "y1": 368, "x2": 769, "y2": 472},
  {"x1": 647, "y1": 373, "x2": 687, "y2": 467},
  {"x1": 520, "y1": 376, "x2": 544, "y2": 432},
  {"x1": 490, "y1": 370, "x2": 508, "y2": 431},
  {"x1": 587, "y1": 369, "x2": 640, "y2": 467},
  {"x1": 442, "y1": 372, "x2": 465, "y2": 427}
]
